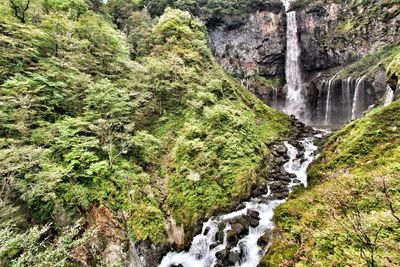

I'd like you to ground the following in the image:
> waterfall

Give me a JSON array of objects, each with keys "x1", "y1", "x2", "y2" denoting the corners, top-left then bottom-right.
[
  {"x1": 384, "y1": 85, "x2": 394, "y2": 106},
  {"x1": 351, "y1": 75, "x2": 367, "y2": 120},
  {"x1": 324, "y1": 75, "x2": 337, "y2": 125},
  {"x1": 343, "y1": 77, "x2": 353, "y2": 119},
  {"x1": 282, "y1": 0, "x2": 305, "y2": 121}
]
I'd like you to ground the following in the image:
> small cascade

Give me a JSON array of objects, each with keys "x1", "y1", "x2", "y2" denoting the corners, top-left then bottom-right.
[
  {"x1": 351, "y1": 75, "x2": 367, "y2": 120},
  {"x1": 342, "y1": 77, "x2": 353, "y2": 119},
  {"x1": 384, "y1": 85, "x2": 394, "y2": 106},
  {"x1": 158, "y1": 130, "x2": 325, "y2": 267},
  {"x1": 281, "y1": 0, "x2": 305, "y2": 121},
  {"x1": 324, "y1": 75, "x2": 337, "y2": 125},
  {"x1": 318, "y1": 74, "x2": 381, "y2": 125}
]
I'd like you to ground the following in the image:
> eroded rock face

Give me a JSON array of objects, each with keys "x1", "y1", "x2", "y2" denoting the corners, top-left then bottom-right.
[
  {"x1": 207, "y1": 2, "x2": 286, "y2": 107},
  {"x1": 296, "y1": 3, "x2": 400, "y2": 72}
]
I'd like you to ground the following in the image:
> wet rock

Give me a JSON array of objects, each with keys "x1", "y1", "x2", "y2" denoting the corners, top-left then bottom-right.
[
  {"x1": 232, "y1": 223, "x2": 248, "y2": 237},
  {"x1": 216, "y1": 248, "x2": 228, "y2": 259},
  {"x1": 249, "y1": 217, "x2": 260, "y2": 228},
  {"x1": 226, "y1": 230, "x2": 237, "y2": 245},
  {"x1": 209, "y1": 242, "x2": 220, "y2": 250},
  {"x1": 247, "y1": 209, "x2": 260, "y2": 219},
  {"x1": 280, "y1": 166, "x2": 289, "y2": 176},
  {"x1": 257, "y1": 231, "x2": 271, "y2": 247},
  {"x1": 292, "y1": 178, "x2": 301, "y2": 184},
  {"x1": 269, "y1": 181, "x2": 285, "y2": 191},
  {"x1": 273, "y1": 191, "x2": 289, "y2": 200},
  {"x1": 204, "y1": 227, "x2": 210, "y2": 236},
  {"x1": 227, "y1": 251, "x2": 241, "y2": 265},
  {"x1": 289, "y1": 173, "x2": 297, "y2": 178}
]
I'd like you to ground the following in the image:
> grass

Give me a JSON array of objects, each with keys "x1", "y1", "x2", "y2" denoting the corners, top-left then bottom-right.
[{"x1": 261, "y1": 99, "x2": 400, "y2": 266}]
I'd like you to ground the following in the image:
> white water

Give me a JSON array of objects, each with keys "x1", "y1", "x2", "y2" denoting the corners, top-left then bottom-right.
[
  {"x1": 342, "y1": 77, "x2": 353, "y2": 119},
  {"x1": 282, "y1": 0, "x2": 305, "y2": 121},
  {"x1": 351, "y1": 75, "x2": 367, "y2": 120},
  {"x1": 324, "y1": 75, "x2": 337, "y2": 125},
  {"x1": 159, "y1": 132, "x2": 323, "y2": 267},
  {"x1": 384, "y1": 85, "x2": 394, "y2": 107}
]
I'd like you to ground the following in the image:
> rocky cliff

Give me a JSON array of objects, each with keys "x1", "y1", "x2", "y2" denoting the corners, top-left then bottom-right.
[
  {"x1": 206, "y1": 1, "x2": 287, "y2": 108},
  {"x1": 295, "y1": 0, "x2": 400, "y2": 124}
]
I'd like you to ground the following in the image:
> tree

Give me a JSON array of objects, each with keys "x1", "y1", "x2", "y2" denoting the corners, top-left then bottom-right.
[{"x1": 9, "y1": 0, "x2": 31, "y2": 23}]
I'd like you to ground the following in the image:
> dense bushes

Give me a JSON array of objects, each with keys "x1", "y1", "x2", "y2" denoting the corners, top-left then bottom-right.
[{"x1": 0, "y1": 0, "x2": 289, "y2": 264}]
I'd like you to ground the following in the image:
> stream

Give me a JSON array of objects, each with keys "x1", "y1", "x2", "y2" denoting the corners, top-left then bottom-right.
[{"x1": 159, "y1": 129, "x2": 328, "y2": 267}]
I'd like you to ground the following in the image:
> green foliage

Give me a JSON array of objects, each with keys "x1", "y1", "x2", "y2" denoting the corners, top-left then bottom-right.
[
  {"x1": 0, "y1": 1, "x2": 290, "y2": 263},
  {"x1": 263, "y1": 100, "x2": 400, "y2": 266}
]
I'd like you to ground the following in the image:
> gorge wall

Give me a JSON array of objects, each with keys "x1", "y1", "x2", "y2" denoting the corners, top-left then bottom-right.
[
  {"x1": 207, "y1": 0, "x2": 400, "y2": 125},
  {"x1": 207, "y1": 1, "x2": 287, "y2": 109}
]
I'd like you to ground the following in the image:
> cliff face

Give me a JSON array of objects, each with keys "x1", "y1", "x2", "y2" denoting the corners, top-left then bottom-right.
[
  {"x1": 207, "y1": 2, "x2": 286, "y2": 108},
  {"x1": 295, "y1": 0, "x2": 400, "y2": 124},
  {"x1": 296, "y1": 1, "x2": 400, "y2": 73}
]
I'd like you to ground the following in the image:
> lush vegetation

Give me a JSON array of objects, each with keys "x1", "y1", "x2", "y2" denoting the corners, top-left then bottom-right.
[
  {"x1": 262, "y1": 99, "x2": 400, "y2": 266},
  {"x1": 108, "y1": 0, "x2": 268, "y2": 26},
  {"x1": 337, "y1": 44, "x2": 400, "y2": 79},
  {"x1": 0, "y1": 0, "x2": 289, "y2": 265}
]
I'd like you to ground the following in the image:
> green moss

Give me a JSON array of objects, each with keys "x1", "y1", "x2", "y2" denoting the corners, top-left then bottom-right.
[
  {"x1": 264, "y1": 100, "x2": 400, "y2": 266},
  {"x1": 338, "y1": 44, "x2": 400, "y2": 79}
]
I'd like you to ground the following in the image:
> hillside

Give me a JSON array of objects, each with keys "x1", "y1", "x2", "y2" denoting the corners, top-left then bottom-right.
[
  {"x1": 263, "y1": 99, "x2": 400, "y2": 266},
  {"x1": 0, "y1": 0, "x2": 291, "y2": 266}
]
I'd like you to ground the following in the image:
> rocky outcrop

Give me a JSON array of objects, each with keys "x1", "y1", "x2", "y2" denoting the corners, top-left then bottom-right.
[
  {"x1": 207, "y1": 1, "x2": 286, "y2": 108},
  {"x1": 295, "y1": 2, "x2": 400, "y2": 73}
]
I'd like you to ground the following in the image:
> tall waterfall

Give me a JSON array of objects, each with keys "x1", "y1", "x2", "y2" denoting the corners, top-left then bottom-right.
[{"x1": 282, "y1": 0, "x2": 305, "y2": 121}]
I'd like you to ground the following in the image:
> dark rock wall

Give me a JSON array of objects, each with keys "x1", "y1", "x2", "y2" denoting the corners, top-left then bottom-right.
[{"x1": 207, "y1": 2, "x2": 287, "y2": 108}]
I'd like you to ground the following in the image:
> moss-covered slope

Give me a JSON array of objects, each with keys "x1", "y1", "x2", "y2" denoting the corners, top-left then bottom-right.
[
  {"x1": 0, "y1": 2, "x2": 290, "y2": 265},
  {"x1": 262, "y1": 100, "x2": 400, "y2": 266}
]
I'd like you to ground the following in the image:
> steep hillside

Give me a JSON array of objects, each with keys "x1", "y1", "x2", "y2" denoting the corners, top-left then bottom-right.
[
  {"x1": 262, "y1": 99, "x2": 400, "y2": 266},
  {"x1": 0, "y1": 1, "x2": 290, "y2": 266}
]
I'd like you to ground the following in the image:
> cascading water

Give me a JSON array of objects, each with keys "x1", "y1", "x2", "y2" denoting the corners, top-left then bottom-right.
[
  {"x1": 342, "y1": 77, "x2": 353, "y2": 119},
  {"x1": 281, "y1": 0, "x2": 305, "y2": 121},
  {"x1": 384, "y1": 85, "x2": 394, "y2": 107},
  {"x1": 159, "y1": 131, "x2": 324, "y2": 267},
  {"x1": 319, "y1": 74, "x2": 381, "y2": 125},
  {"x1": 351, "y1": 75, "x2": 367, "y2": 120},
  {"x1": 324, "y1": 75, "x2": 337, "y2": 125}
]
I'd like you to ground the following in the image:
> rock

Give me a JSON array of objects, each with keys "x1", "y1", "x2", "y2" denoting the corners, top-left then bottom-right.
[
  {"x1": 232, "y1": 223, "x2": 248, "y2": 236},
  {"x1": 227, "y1": 251, "x2": 241, "y2": 265},
  {"x1": 226, "y1": 230, "x2": 237, "y2": 245},
  {"x1": 204, "y1": 226, "x2": 210, "y2": 236},
  {"x1": 257, "y1": 231, "x2": 271, "y2": 247},
  {"x1": 275, "y1": 145, "x2": 288, "y2": 155},
  {"x1": 207, "y1": 2, "x2": 286, "y2": 108},
  {"x1": 247, "y1": 209, "x2": 260, "y2": 219},
  {"x1": 292, "y1": 178, "x2": 301, "y2": 184},
  {"x1": 273, "y1": 191, "x2": 289, "y2": 200},
  {"x1": 215, "y1": 248, "x2": 228, "y2": 259},
  {"x1": 249, "y1": 217, "x2": 260, "y2": 228},
  {"x1": 280, "y1": 167, "x2": 289, "y2": 176}
]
